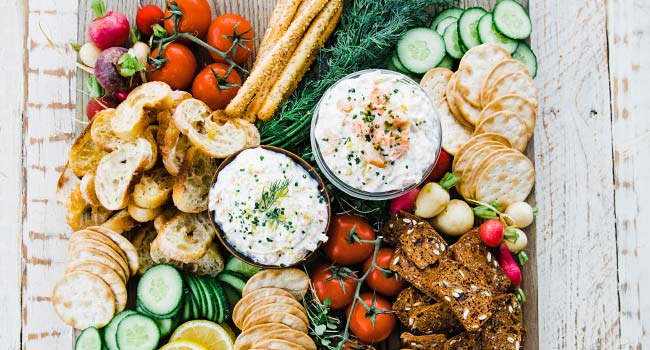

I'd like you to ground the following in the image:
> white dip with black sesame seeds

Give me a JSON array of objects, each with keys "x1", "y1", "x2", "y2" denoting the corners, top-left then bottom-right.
[
  {"x1": 209, "y1": 147, "x2": 328, "y2": 266},
  {"x1": 314, "y1": 70, "x2": 439, "y2": 193}
]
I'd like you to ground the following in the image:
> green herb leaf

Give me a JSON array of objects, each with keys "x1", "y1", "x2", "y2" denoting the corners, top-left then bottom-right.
[
  {"x1": 256, "y1": 178, "x2": 290, "y2": 212},
  {"x1": 439, "y1": 172, "x2": 459, "y2": 190},
  {"x1": 152, "y1": 24, "x2": 168, "y2": 38},
  {"x1": 70, "y1": 43, "x2": 82, "y2": 52},
  {"x1": 474, "y1": 205, "x2": 499, "y2": 219},
  {"x1": 517, "y1": 251, "x2": 529, "y2": 265},
  {"x1": 532, "y1": 207, "x2": 539, "y2": 217},
  {"x1": 314, "y1": 324, "x2": 327, "y2": 336},
  {"x1": 504, "y1": 228, "x2": 520, "y2": 243},
  {"x1": 117, "y1": 52, "x2": 145, "y2": 77},
  {"x1": 87, "y1": 75, "x2": 104, "y2": 98},
  {"x1": 90, "y1": 0, "x2": 107, "y2": 19}
]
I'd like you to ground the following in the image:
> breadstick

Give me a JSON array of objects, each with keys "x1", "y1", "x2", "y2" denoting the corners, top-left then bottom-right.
[
  {"x1": 256, "y1": 0, "x2": 303, "y2": 63},
  {"x1": 225, "y1": 0, "x2": 328, "y2": 119},
  {"x1": 256, "y1": 0, "x2": 343, "y2": 121}
]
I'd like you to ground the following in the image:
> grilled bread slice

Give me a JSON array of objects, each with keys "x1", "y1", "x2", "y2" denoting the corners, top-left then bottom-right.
[
  {"x1": 66, "y1": 185, "x2": 113, "y2": 231},
  {"x1": 151, "y1": 211, "x2": 216, "y2": 263},
  {"x1": 132, "y1": 168, "x2": 175, "y2": 209},
  {"x1": 172, "y1": 99, "x2": 259, "y2": 158},
  {"x1": 161, "y1": 123, "x2": 191, "y2": 176},
  {"x1": 127, "y1": 201, "x2": 163, "y2": 223},
  {"x1": 110, "y1": 81, "x2": 173, "y2": 140},
  {"x1": 100, "y1": 209, "x2": 138, "y2": 234},
  {"x1": 94, "y1": 138, "x2": 153, "y2": 210},
  {"x1": 69, "y1": 122, "x2": 108, "y2": 177},
  {"x1": 90, "y1": 108, "x2": 121, "y2": 151},
  {"x1": 153, "y1": 207, "x2": 178, "y2": 232},
  {"x1": 56, "y1": 163, "x2": 80, "y2": 208},
  {"x1": 172, "y1": 147, "x2": 219, "y2": 213},
  {"x1": 157, "y1": 90, "x2": 193, "y2": 144},
  {"x1": 141, "y1": 125, "x2": 159, "y2": 171},
  {"x1": 79, "y1": 171, "x2": 101, "y2": 207},
  {"x1": 150, "y1": 238, "x2": 224, "y2": 277}
]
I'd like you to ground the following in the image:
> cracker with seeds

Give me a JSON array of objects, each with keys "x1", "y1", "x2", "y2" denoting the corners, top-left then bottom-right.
[{"x1": 399, "y1": 222, "x2": 449, "y2": 269}]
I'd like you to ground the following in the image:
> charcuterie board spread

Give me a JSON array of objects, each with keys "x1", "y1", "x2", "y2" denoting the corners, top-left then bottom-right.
[{"x1": 51, "y1": 0, "x2": 540, "y2": 349}]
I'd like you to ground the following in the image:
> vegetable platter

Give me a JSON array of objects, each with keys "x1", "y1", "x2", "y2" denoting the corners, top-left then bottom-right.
[{"x1": 46, "y1": 0, "x2": 542, "y2": 349}]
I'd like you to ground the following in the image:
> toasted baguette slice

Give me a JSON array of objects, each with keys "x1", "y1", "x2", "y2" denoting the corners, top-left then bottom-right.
[
  {"x1": 91, "y1": 108, "x2": 122, "y2": 151},
  {"x1": 153, "y1": 207, "x2": 178, "y2": 232},
  {"x1": 132, "y1": 168, "x2": 175, "y2": 209},
  {"x1": 94, "y1": 138, "x2": 153, "y2": 210},
  {"x1": 151, "y1": 211, "x2": 216, "y2": 263},
  {"x1": 150, "y1": 237, "x2": 224, "y2": 277},
  {"x1": 161, "y1": 123, "x2": 191, "y2": 176},
  {"x1": 128, "y1": 201, "x2": 164, "y2": 223},
  {"x1": 132, "y1": 224, "x2": 158, "y2": 275},
  {"x1": 111, "y1": 81, "x2": 174, "y2": 140},
  {"x1": 172, "y1": 147, "x2": 219, "y2": 213},
  {"x1": 56, "y1": 163, "x2": 80, "y2": 208},
  {"x1": 79, "y1": 171, "x2": 101, "y2": 207},
  {"x1": 69, "y1": 122, "x2": 108, "y2": 177},
  {"x1": 172, "y1": 99, "x2": 259, "y2": 158},
  {"x1": 157, "y1": 91, "x2": 193, "y2": 144},
  {"x1": 141, "y1": 125, "x2": 159, "y2": 171},
  {"x1": 100, "y1": 209, "x2": 138, "y2": 234},
  {"x1": 66, "y1": 185, "x2": 113, "y2": 231}
]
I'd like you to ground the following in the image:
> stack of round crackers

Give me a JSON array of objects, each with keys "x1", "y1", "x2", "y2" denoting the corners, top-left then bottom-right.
[
  {"x1": 419, "y1": 44, "x2": 537, "y2": 205},
  {"x1": 232, "y1": 269, "x2": 316, "y2": 350},
  {"x1": 52, "y1": 226, "x2": 138, "y2": 329}
]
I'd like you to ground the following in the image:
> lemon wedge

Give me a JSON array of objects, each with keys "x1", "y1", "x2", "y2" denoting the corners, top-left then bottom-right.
[
  {"x1": 169, "y1": 320, "x2": 234, "y2": 350},
  {"x1": 159, "y1": 340, "x2": 207, "y2": 350}
]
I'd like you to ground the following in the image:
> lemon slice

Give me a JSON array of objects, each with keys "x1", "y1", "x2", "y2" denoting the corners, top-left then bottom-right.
[
  {"x1": 170, "y1": 320, "x2": 234, "y2": 350},
  {"x1": 159, "y1": 340, "x2": 207, "y2": 350},
  {"x1": 219, "y1": 322, "x2": 237, "y2": 342}
]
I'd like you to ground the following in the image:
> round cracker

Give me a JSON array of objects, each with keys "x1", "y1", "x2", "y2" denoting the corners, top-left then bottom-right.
[
  {"x1": 479, "y1": 94, "x2": 537, "y2": 138},
  {"x1": 243, "y1": 312, "x2": 308, "y2": 333},
  {"x1": 69, "y1": 240, "x2": 130, "y2": 280},
  {"x1": 262, "y1": 329, "x2": 317, "y2": 350},
  {"x1": 70, "y1": 229, "x2": 128, "y2": 263},
  {"x1": 453, "y1": 140, "x2": 507, "y2": 176},
  {"x1": 52, "y1": 271, "x2": 115, "y2": 329},
  {"x1": 69, "y1": 261, "x2": 127, "y2": 313},
  {"x1": 234, "y1": 323, "x2": 292, "y2": 350},
  {"x1": 235, "y1": 294, "x2": 306, "y2": 329},
  {"x1": 452, "y1": 133, "x2": 512, "y2": 169},
  {"x1": 242, "y1": 302, "x2": 308, "y2": 331},
  {"x1": 420, "y1": 68, "x2": 454, "y2": 104},
  {"x1": 467, "y1": 148, "x2": 520, "y2": 199},
  {"x1": 242, "y1": 268, "x2": 309, "y2": 301},
  {"x1": 455, "y1": 44, "x2": 511, "y2": 108},
  {"x1": 474, "y1": 111, "x2": 529, "y2": 152},
  {"x1": 454, "y1": 88, "x2": 482, "y2": 125},
  {"x1": 232, "y1": 287, "x2": 295, "y2": 327},
  {"x1": 459, "y1": 144, "x2": 508, "y2": 199},
  {"x1": 487, "y1": 72, "x2": 538, "y2": 107},
  {"x1": 480, "y1": 59, "x2": 530, "y2": 106},
  {"x1": 253, "y1": 339, "x2": 307, "y2": 350},
  {"x1": 65, "y1": 247, "x2": 128, "y2": 283},
  {"x1": 439, "y1": 101, "x2": 474, "y2": 156},
  {"x1": 446, "y1": 74, "x2": 471, "y2": 128},
  {"x1": 474, "y1": 151, "x2": 535, "y2": 206},
  {"x1": 88, "y1": 226, "x2": 139, "y2": 276}
]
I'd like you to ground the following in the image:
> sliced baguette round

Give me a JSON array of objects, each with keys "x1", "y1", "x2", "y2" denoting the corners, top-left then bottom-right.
[
  {"x1": 69, "y1": 122, "x2": 108, "y2": 177},
  {"x1": 91, "y1": 108, "x2": 122, "y2": 151},
  {"x1": 150, "y1": 238, "x2": 224, "y2": 277},
  {"x1": 79, "y1": 171, "x2": 101, "y2": 207},
  {"x1": 110, "y1": 81, "x2": 174, "y2": 140},
  {"x1": 100, "y1": 209, "x2": 138, "y2": 234},
  {"x1": 161, "y1": 124, "x2": 191, "y2": 176},
  {"x1": 128, "y1": 201, "x2": 164, "y2": 223},
  {"x1": 66, "y1": 186, "x2": 113, "y2": 231},
  {"x1": 132, "y1": 168, "x2": 175, "y2": 209},
  {"x1": 172, "y1": 147, "x2": 219, "y2": 213},
  {"x1": 151, "y1": 211, "x2": 216, "y2": 263},
  {"x1": 56, "y1": 163, "x2": 80, "y2": 208}
]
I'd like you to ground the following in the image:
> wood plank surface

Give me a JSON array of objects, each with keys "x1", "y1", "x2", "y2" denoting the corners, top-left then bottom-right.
[{"x1": 607, "y1": 1, "x2": 650, "y2": 348}]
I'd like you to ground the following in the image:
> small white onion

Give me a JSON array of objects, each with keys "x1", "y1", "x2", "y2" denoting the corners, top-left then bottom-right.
[
  {"x1": 414, "y1": 182, "x2": 449, "y2": 218},
  {"x1": 431, "y1": 199, "x2": 474, "y2": 236},
  {"x1": 504, "y1": 201, "x2": 534, "y2": 228},
  {"x1": 504, "y1": 228, "x2": 528, "y2": 253},
  {"x1": 78, "y1": 42, "x2": 102, "y2": 68}
]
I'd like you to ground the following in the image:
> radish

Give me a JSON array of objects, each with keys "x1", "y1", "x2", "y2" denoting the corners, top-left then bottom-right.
[
  {"x1": 94, "y1": 47, "x2": 133, "y2": 93},
  {"x1": 498, "y1": 244, "x2": 526, "y2": 302},
  {"x1": 389, "y1": 187, "x2": 420, "y2": 214},
  {"x1": 504, "y1": 228, "x2": 528, "y2": 253},
  {"x1": 425, "y1": 149, "x2": 452, "y2": 182},
  {"x1": 88, "y1": 0, "x2": 130, "y2": 49},
  {"x1": 78, "y1": 42, "x2": 102, "y2": 67},
  {"x1": 115, "y1": 90, "x2": 130, "y2": 101},
  {"x1": 431, "y1": 199, "x2": 474, "y2": 236},
  {"x1": 504, "y1": 201, "x2": 534, "y2": 228},
  {"x1": 479, "y1": 219, "x2": 505, "y2": 247},
  {"x1": 414, "y1": 172, "x2": 458, "y2": 218}
]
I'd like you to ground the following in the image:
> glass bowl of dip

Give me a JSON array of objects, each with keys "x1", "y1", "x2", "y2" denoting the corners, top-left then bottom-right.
[
  {"x1": 311, "y1": 69, "x2": 442, "y2": 200},
  {"x1": 208, "y1": 145, "x2": 331, "y2": 268}
]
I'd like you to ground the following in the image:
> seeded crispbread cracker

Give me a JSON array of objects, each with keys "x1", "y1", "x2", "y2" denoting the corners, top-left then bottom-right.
[
  {"x1": 455, "y1": 44, "x2": 511, "y2": 108},
  {"x1": 482, "y1": 294, "x2": 525, "y2": 350},
  {"x1": 52, "y1": 271, "x2": 116, "y2": 329},
  {"x1": 480, "y1": 59, "x2": 530, "y2": 107},
  {"x1": 381, "y1": 211, "x2": 430, "y2": 246},
  {"x1": 479, "y1": 95, "x2": 537, "y2": 138},
  {"x1": 408, "y1": 302, "x2": 464, "y2": 335},
  {"x1": 88, "y1": 226, "x2": 139, "y2": 276},
  {"x1": 487, "y1": 72, "x2": 538, "y2": 107},
  {"x1": 428, "y1": 259, "x2": 493, "y2": 331},
  {"x1": 400, "y1": 332, "x2": 447, "y2": 350},
  {"x1": 458, "y1": 143, "x2": 509, "y2": 199},
  {"x1": 443, "y1": 332, "x2": 483, "y2": 350},
  {"x1": 453, "y1": 133, "x2": 511, "y2": 169},
  {"x1": 399, "y1": 222, "x2": 449, "y2": 269},
  {"x1": 69, "y1": 261, "x2": 128, "y2": 313},
  {"x1": 474, "y1": 151, "x2": 535, "y2": 206},
  {"x1": 393, "y1": 287, "x2": 438, "y2": 326},
  {"x1": 474, "y1": 111, "x2": 529, "y2": 152},
  {"x1": 389, "y1": 247, "x2": 439, "y2": 294},
  {"x1": 450, "y1": 231, "x2": 511, "y2": 295}
]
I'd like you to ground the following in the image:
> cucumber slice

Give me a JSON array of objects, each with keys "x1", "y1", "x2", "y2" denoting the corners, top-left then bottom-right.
[
  {"x1": 436, "y1": 55, "x2": 455, "y2": 69},
  {"x1": 443, "y1": 21, "x2": 464, "y2": 59},
  {"x1": 222, "y1": 284, "x2": 242, "y2": 310},
  {"x1": 197, "y1": 277, "x2": 215, "y2": 321},
  {"x1": 152, "y1": 317, "x2": 176, "y2": 338},
  {"x1": 430, "y1": 7, "x2": 464, "y2": 30},
  {"x1": 397, "y1": 28, "x2": 446, "y2": 74},
  {"x1": 435, "y1": 17, "x2": 457, "y2": 35},
  {"x1": 512, "y1": 42, "x2": 538, "y2": 78},
  {"x1": 116, "y1": 314, "x2": 160, "y2": 350},
  {"x1": 493, "y1": 0, "x2": 532, "y2": 40},
  {"x1": 137, "y1": 264, "x2": 184, "y2": 318},
  {"x1": 458, "y1": 7, "x2": 488, "y2": 49},
  {"x1": 477, "y1": 13, "x2": 519, "y2": 54},
  {"x1": 104, "y1": 310, "x2": 138, "y2": 350},
  {"x1": 181, "y1": 291, "x2": 192, "y2": 321},
  {"x1": 216, "y1": 271, "x2": 247, "y2": 294},
  {"x1": 210, "y1": 280, "x2": 230, "y2": 323},
  {"x1": 75, "y1": 327, "x2": 102, "y2": 350},
  {"x1": 183, "y1": 274, "x2": 203, "y2": 320},
  {"x1": 391, "y1": 54, "x2": 410, "y2": 74},
  {"x1": 224, "y1": 256, "x2": 263, "y2": 279}
]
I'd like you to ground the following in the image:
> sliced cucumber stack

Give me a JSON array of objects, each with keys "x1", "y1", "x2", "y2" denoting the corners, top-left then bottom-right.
[
  {"x1": 180, "y1": 272, "x2": 231, "y2": 323},
  {"x1": 397, "y1": 28, "x2": 446, "y2": 74},
  {"x1": 116, "y1": 314, "x2": 160, "y2": 350},
  {"x1": 137, "y1": 264, "x2": 184, "y2": 319},
  {"x1": 477, "y1": 13, "x2": 519, "y2": 54},
  {"x1": 512, "y1": 42, "x2": 538, "y2": 78},
  {"x1": 217, "y1": 271, "x2": 247, "y2": 294},
  {"x1": 493, "y1": 0, "x2": 532, "y2": 40},
  {"x1": 430, "y1": 7, "x2": 464, "y2": 30},
  {"x1": 458, "y1": 7, "x2": 488, "y2": 49},
  {"x1": 224, "y1": 256, "x2": 263, "y2": 278},
  {"x1": 75, "y1": 327, "x2": 102, "y2": 350}
]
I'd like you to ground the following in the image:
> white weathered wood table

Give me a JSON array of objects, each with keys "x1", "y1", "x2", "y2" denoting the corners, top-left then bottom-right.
[{"x1": 0, "y1": 0, "x2": 648, "y2": 349}]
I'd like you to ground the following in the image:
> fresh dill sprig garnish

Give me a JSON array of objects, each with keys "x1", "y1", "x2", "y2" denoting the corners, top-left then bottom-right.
[{"x1": 256, "y1": 178, "x2": 291, "y2": 212}]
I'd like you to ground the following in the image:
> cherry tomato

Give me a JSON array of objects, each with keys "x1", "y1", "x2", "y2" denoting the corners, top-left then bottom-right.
[
  {"x1": 479, "y1": 219, "x2": 505, "y2": 247},
  {"x1": 136, "y1": 4, "x2": 165, "y2": 36},
  {"x1": 86, "y1": 97, "x2": 117, "y2": 121},
  {"x1": 323, "y1": 214, "x2": 376, "y2": 265},
  {"x1": 363, "y1": 247, "x2": 408, "y2": 297},
  {"x1": 425, "y1": 149, "x2": 452, "y2": 183},
  {"x1": 206, "y1": 14, "x2": 255, "y2": 65},
  {"x1": 346, "y1": 293, "x2": 396, "y2": 344},
  {"x1": 191, "y1": 63, "x2": 241, "y2": 110},
  {"x1": 146, "y1": 42, "x2": 197, "y2": 90},
  {"x1": 311, "y1": 263, "x2": 358, "y2": 310},
  {"x1": 164, "y1": 0, "x2": 212, "y2": 38}
]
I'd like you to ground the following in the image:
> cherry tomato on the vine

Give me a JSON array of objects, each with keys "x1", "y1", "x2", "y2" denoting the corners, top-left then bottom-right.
[
  {"x1": 311, "y1": 263, "x2": 358, "y2": 310},
  {"x1": 206, "y1": 14, "x2": 255, "y2": 65},
  {"x1": 191, "y1": 63, "x2": 241, "y2": 110},
  {"x1": 136, "y1": 4, "x2": 165, "y2": 36},
  {"x1": 346, "y1": 293, "x2": 396, "y2": 344},
  {"x1": 322, "y1": 214, "x2": 376, "y2": 265},
  {"x1": 164, "y1": 0, "x2": 212, "y2": 38},
  {"x1": 146, "y1": 42, "x2": 197, "y2": 90},
  {"x1": 363, "y1": 247, "x2": 408, "y2": 297}
]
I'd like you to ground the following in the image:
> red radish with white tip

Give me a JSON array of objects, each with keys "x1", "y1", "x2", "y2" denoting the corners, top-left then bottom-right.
[
  {"x1": 389, "y1": 187, "x2": 420, "y2": 214},
  {"x1": 479, "y1": 219, "x2": 505, "y2": 247},
  {"x1": 425, "y1": 149, "x2": 451, "y2": 183},
  {"x1": 88, "y1": 0, "x2": 130, "y2": 49},
  {"x1": 498, "y1": 243, "x2": 526, "y2": 302}
]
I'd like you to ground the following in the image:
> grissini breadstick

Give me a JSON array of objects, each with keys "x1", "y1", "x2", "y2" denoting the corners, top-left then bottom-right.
[
  {"x1": 256, "y1": 0, "x2": 342, "y2": 121},
  {"x1": 256, "y1": 0, "x2": 303, "y2": 63},
  {"x1": 225, "y1": 0, "x2": 328, "y2": 119}
]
